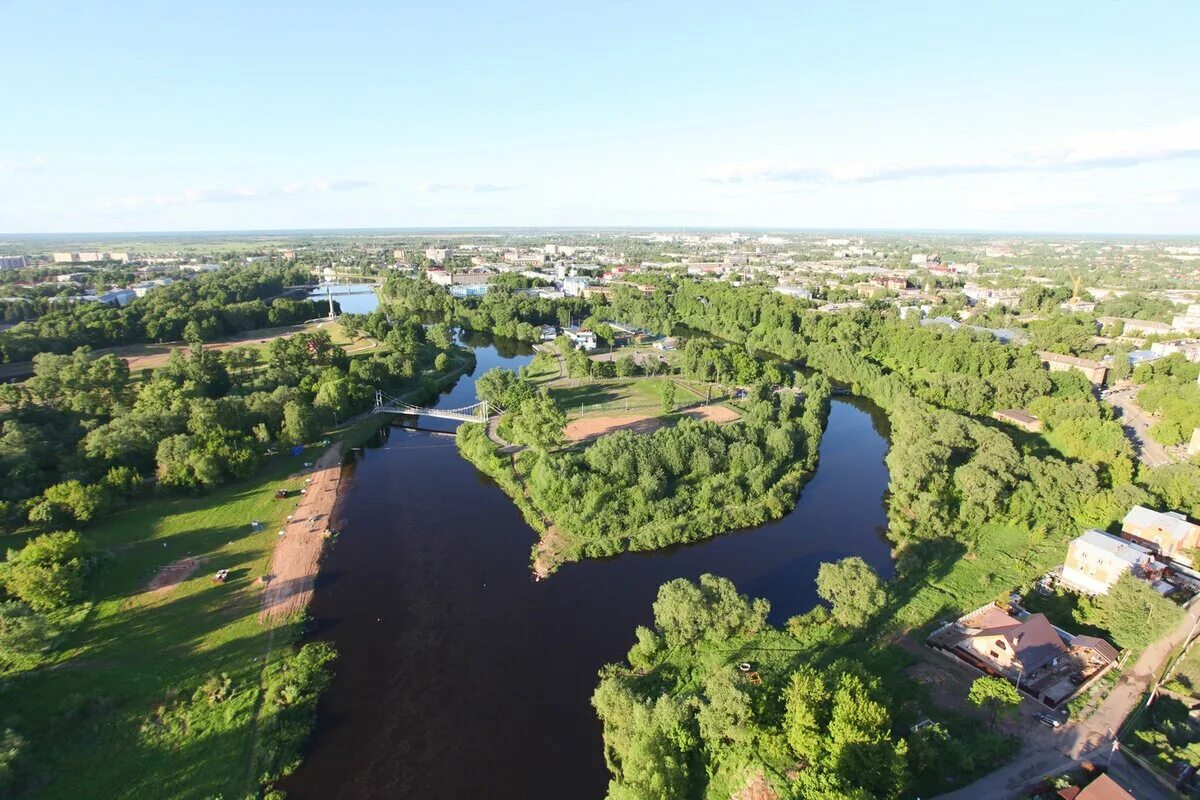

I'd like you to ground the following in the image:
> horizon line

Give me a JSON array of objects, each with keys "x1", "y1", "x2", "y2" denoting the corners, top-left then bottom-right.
[{"x1": 2, "y1": 224, "x2": 1199, "y2": 240}]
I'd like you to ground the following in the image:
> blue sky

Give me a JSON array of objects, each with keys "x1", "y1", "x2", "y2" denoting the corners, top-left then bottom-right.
[{"x1": 2, "y1": 1, "x2": 1199, "y2": 234}]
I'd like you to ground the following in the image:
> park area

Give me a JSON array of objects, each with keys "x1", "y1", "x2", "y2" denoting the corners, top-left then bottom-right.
[
  {"x1": 0, "y1": 444, "x2": 332, "y2": 799},
  {"x1": 549, "y1": 377, "x2": 741, "y2": 443}
]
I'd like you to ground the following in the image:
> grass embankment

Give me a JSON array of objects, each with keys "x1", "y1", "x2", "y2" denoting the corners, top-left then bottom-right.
[{"x1": 1, "y1": 448, "x2": 320, "y2": 799}]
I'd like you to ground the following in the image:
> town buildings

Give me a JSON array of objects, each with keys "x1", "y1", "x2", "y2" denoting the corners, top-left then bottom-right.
[
  {"x1": 991, "y1": 409, "x2": 1044, "y2": 432},
  {"x1": 1060, "y1": 529, "x2": 1163, "y2": 595},
  {"x1": 1039, "y1": 351, "x2": 1108, "y2": 385},
  {"x1": 52, "y1": 251, "x2": 131, "y2": 263},
  {"x1": 424, "y1": 248, "x2": 450, "y2": 264},
  {"x1": 1121, "y1": 505, "x2": 1200, "y2": 560},
  {"x1": 929, "y1": 604, "x2": 1117, "y2": 708},
  {"x1": 0, "y1": 255, "x2": 27, "y2": 269},
  {"x1": 563, "y1": 326, "x2": 598, "y2": 351}
]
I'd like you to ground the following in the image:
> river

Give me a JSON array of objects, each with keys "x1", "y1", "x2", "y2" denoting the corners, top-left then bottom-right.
[{"x1": 281, "y1": 332, "x2": 894, "y2": 800}]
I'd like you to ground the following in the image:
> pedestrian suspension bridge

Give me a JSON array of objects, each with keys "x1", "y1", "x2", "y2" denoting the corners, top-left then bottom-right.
[{"x1": 373, "y1": 390, "x2": 493, "y2": 423}]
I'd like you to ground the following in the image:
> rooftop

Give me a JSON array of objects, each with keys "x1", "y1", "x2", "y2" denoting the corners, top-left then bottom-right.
[
  {"x1": 976, "y1": 612, "x2": 1067, "y2": 673},
  {"x1": 1124, "y1": 505, "x2": 1197, "y2": 542},
  {"x1": 1075, "y1": 528, "x2": 1154, "y2": 565}
]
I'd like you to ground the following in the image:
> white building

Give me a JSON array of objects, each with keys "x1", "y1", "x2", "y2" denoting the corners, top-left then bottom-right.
[
  {"x1": 1150, "y1": 339, "x2": 1200, "y2": 362},
  {"x1": 563, "y1": 326, "x2": 598, "y2": 351},
  {"x1": 425, "y1": 248, "x2": 451, "y2": 264},
  {"x1": 0, "y1": 255, "x2": 27, "y2": 269},
  {"x1": 1060, "y1": 529, "x2": 1161, "y2": 595},
  {"x1": 562, "y1": 276, "x2": 590, "y2": 297}
]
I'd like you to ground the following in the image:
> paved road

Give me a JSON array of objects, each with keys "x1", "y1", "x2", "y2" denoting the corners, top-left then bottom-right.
[
  {"x1": 935, "y1": 598, "x2": 1200, "y2": 799},
  {"x1": 1105, "y1": 385, "x2": 1177, "y2": 467}
]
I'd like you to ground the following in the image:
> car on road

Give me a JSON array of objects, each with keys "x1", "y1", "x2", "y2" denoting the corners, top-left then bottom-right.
[{"x1": 1034, "y1": 712, "x2": 1062, "y2": 728}]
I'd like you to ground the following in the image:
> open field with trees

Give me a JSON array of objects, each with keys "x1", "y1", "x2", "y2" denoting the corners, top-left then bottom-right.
[
  {"x1": 0, "y1": 447, "x2": 328, "y2": 798},
  {"x1": 0, "y1": 288, "x2": 475, "y2": 797}
]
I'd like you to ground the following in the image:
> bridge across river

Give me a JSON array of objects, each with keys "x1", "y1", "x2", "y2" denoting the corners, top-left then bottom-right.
[{"x1": 373, "y1": 390, "x2": 493, "y2": 423}]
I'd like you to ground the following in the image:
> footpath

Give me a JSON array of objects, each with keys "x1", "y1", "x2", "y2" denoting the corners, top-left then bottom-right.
[{"x1": 258, "y1": 445, "x2": 343, "y2": 622}]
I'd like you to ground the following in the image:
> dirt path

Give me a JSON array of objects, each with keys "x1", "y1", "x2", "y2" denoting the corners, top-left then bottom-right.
[
  {"x1": 563, "y1": 402, "x2": 741, "y2": 443},
  {"x1": 258, "y1": 445, "x2": 344, "y2": 623},
  {"x1": 145, "y1": 557, "x2": 205, "y2": 596}
]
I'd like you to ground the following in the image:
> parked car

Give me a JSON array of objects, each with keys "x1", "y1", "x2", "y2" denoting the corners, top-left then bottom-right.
[{"x1": 1034, "y1": 712, "x2": 1062, "y2": 728}]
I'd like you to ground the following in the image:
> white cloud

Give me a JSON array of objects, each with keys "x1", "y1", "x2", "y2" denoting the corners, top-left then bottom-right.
[
  {"x1": 707, "y1": 117, "x2": 1200, "y2": 185},
  {"x1": 105, "y1": 178, "x2": 374, "y2": 209},
  {"x1": 415, "y1": 181, "x2": 519, "y2": 193},
  {"x1": 0, "y1": 155, "x2": 48, "y2": 174}
]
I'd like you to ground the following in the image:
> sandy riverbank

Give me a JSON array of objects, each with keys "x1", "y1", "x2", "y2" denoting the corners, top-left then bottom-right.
[{"x1": 259, "y1": 445, "x2": 345, "y2": 622}]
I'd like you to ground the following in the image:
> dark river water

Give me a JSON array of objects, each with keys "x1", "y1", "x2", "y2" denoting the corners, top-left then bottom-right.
[{"x1": 281, "y1": 333, "x2": 893, "y2": 800}]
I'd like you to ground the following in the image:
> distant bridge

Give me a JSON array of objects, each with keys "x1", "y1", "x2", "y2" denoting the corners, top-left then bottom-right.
[{"x1": 373, "y1": 390, "x2": 492, "y2": 423}]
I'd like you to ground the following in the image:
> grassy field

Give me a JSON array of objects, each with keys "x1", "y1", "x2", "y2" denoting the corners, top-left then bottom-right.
[
  {"x1": 0, "y1": 449, "x2": 318, "y2": 799},
  {"x1": 550, "y1": 377, "x2": 704, "y2": 418}
]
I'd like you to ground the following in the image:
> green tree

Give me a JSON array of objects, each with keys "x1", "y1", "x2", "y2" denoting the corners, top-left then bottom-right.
[
  {"x1": 615, "y1": 355, "x2": 639, "y2": 378},
  {"x1": 0, "y1": 601, "x2": 56, "y2": 668},
  {"x1": 660, "y1": 381, "x2": 676, "y2": 413},
  {"x1": 967, "y1": 676, "x2": 1021, "y2": 730},
  {"x1": 426, "y1": 322, "x2": 454, "y2": 351},
  {"x1": 507, "y1": 392, "x2": 566, "y2": 452},
  {"x1": 816, "y1": 557, "x2": 886, "y2": 628},
  {"x1": 1075, "y1": 572, "x2": 1184, "y2": 651},
  {"x1": 0, "y1": 530, "x2": 87, "y2": 611},
  {"x1": 280, "y1": 400, "x2": 319, "y2": 446}
]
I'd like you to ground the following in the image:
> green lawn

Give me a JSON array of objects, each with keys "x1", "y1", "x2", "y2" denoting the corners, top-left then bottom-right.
[
  {"x1": 551, "y1": 377, "x2": 703, "y2": 418},
  {"x1": 1, "y1": 449, "x2": 317, "y2": 799}
]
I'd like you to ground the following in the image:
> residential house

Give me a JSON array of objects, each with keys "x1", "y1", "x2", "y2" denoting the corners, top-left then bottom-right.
[
  {"x1": 1060, "y1": 529, "x2": 1162, "y2": 595},
  {"x1": 1039, "y1": 351, "x2": 1108, "y2": 385},
  {"x1": 563, "y1": 326, "x2": 598, "y2": 351},
  {"x1": 935, "y1": 605, "x2": 1118, "y2": 706},
  {"x1": 1121, "y1": 505, "x2": 1200, "y2": 560},
  {"x1": 539, "y1": 324, "x2": 557, "y2": 341},
  {"x1": 991, "y1": 409, "x2": 1044, "y2": 433},
  {"x1": 1058, "y1": 773, "x2": 1136, "y2": 800}
]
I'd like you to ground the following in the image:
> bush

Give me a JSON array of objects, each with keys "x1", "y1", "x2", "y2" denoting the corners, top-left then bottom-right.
[{"x1": 0, "y1": 530, "x2": 88, "y2": 611}]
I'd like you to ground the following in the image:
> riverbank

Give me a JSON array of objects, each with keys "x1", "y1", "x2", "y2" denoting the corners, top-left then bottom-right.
[{"x1": 260, "y1": 445, "x2": 344, "y2": 622}]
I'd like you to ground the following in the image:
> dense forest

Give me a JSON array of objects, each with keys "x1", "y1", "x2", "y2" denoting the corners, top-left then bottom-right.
[{"x1": 0, "y1": 264, "x2": 328, "y2": 363}]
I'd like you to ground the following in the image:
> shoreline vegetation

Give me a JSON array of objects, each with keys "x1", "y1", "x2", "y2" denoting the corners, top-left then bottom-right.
[
  {"x1": 457, "y1": 376, "x2": 832, "y2": 576},
  {"x1": 0, "y1": 279, "x2": 478, "y2": 799}
]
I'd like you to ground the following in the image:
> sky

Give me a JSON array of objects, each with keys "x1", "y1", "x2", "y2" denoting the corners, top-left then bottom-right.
[{"x1": 2, "y1": 1, "x2": 1199, "y2": 234}]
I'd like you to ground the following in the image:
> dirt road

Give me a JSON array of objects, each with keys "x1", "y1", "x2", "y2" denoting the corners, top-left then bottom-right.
[
  {"x1": 934, "y1": 598, "x2": 1200, "y2": 799},
  {"x1": 259, "y1": 445, "x2": 344, "y2": 622}
]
